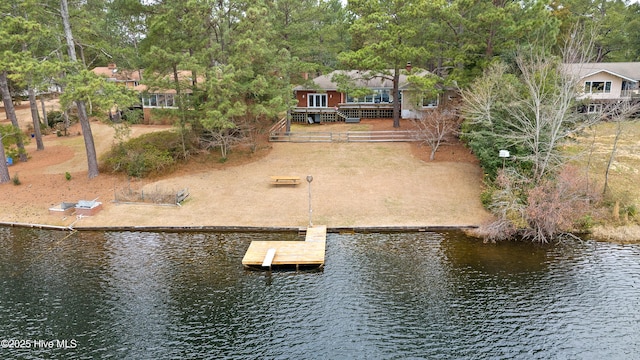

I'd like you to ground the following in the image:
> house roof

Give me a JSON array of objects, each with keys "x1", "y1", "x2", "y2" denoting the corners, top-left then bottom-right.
[
  {"x1": 91, "y1": 65, "x2": 141, "y2": 82},
  {"x1": 91, "y1": 65, "x2": 203, "y2": 94},
  {"x1": 564, "y1": 62, "x2": 640, "y2": 82},
  {"x1": 294, "y1": 69, "x2": 431, "y2": 91}
]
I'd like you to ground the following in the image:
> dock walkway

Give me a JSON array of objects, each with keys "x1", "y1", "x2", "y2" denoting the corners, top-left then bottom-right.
[{"x1": 242, "y1": 225, "x2": 326, "y2": 270}]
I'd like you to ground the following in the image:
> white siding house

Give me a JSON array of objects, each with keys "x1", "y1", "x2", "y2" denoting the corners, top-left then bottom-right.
[{"x1": 565, "y1": 62, "x2": 640, "y2": 101}]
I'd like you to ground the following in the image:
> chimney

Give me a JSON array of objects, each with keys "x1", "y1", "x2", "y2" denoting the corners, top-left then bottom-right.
[
  {"x1": 107, "y1": 63, "x2": 117, "y2": 70},
  {"x1": 406, "y1": 62, "x2": 412, "y2": 73}
]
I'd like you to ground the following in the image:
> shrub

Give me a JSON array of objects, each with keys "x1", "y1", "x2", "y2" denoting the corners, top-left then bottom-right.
[
  {"x1": 1, "y1": 125, "x2": 28, "y2": 158},
  {"x1": 47, "y1": 110, "x2": 65, "y2": 128},
  {"x1": 100, "y1": 130, "x2": 195, "y2": 178},
  {"x1": 523, "y1": 165, "x2": 600, "y2": 242},
  {"x1": 578, "y1": 215, "x2": 595, "y2": 230},
  {"x1": 65, "y1": 172, "x2": 72, "y2": 181},
  {"x1": 121, "y1": 108, "x2": 143, "y2": 124},
  {"x1": 480, "y1": 166, "x2": 601, "y2": 242},
  {"x1": 12, "y1": 174, "x2": 20, "y2": 185},
  {"x1": 47, "y1": 111, "x2": 78, "y2": 131}
]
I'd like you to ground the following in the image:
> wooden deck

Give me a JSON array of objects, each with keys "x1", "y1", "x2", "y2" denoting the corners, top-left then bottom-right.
[{"x1": 242, "y1": 225, "x2": 326, "y2": 270}]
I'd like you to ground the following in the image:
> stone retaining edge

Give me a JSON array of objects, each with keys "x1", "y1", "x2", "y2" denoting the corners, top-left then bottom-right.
[{"x1": 1, "y1": 222, "x2": 478, "y2": 233}]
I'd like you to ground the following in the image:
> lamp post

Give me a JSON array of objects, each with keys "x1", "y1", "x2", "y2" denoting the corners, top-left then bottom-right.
[{"x1": 306, "y1": 175, "x2": 313, "y2": 227}]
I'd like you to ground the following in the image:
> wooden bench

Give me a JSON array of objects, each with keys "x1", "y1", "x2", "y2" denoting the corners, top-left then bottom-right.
[{"x1": 270, "y1": 176, "x2": 301, "y2": 186}]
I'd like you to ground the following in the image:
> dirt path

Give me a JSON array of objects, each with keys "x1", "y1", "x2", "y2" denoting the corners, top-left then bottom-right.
[{"x1": 0, "y1": 103, "x2": 492, "y2": 229}]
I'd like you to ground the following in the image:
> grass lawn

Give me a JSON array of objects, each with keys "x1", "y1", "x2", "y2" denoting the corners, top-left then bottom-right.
[{"x1": 565, "y1": 120, "x2": 640, "y2": 233}]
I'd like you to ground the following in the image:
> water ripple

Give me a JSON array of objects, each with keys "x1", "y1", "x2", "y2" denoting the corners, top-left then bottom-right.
[{"x1": 0, "y1": 229, "x2": 639, "y2": 359}]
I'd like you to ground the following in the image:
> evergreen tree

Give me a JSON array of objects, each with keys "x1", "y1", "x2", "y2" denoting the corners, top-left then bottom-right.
[
  {"x1": 60, "y1": 0, "x2": 100, "y2": 178},
  {"x1": 270, "y1": 0, "x2": 351, "y2": 75},
  {"x1": 550, "y1": 0, "x2": 636, "y2": 62},
  {"x1": 0, "y1": 2, "x2": 41, "y2": 164},
  {"x1": 341, "y1": 0, "x2": 428, "y2": 127},
  {"x1": 423, "y1": 0, "x2": 559, "y2": 85},
  {"x1": 198, "y1": 1, "x2": 295, "y2": 157}
]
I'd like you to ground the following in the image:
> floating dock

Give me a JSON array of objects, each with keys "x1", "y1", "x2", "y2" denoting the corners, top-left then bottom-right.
[{"x1": 242, "y1": 225, "x2": 326, "y2": 270}]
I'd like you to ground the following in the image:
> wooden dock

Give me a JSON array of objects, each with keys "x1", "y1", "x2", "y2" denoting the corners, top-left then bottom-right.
[{"x1": 242, "y1": 225, "x2": 326, "y2": 270}]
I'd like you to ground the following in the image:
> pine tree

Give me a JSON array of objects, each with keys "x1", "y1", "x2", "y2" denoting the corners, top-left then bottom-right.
[
  {"x1": 60, "y1": 0, "x2": 99, "y2": 178},
  {"x1": 340, "y1": 0, "x2": 428, "y2": 127}
]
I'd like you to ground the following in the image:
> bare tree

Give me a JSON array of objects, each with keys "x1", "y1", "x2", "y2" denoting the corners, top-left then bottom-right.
[
  {"x1": 459, "y1": 62, "x2": 508, "y2": 130},
  {"x1": 199, "y1": 125, "x2": 249, "y2": 160},
  {"x1": 411, "y1": 109, "x2": 461, "y2": 160},
  {"x1": 505, "y1": 38, "x2": 600, "y2": 184},
  {"x1": 602, "y1": 101, "x2": 640, "y2": 195}
]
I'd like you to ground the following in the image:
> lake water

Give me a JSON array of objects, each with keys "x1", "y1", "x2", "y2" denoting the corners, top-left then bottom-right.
[{"x1": 0, "y1": 227, "x2": 639, "y2": 359}]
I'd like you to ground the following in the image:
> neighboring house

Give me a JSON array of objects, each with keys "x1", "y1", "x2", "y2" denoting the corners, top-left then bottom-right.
[
  {"x1": 292, "y1": 65, "x2": 451, "y2": 123},
  {"x1": 138, "y1": 70, "x2": 200, "y2": 123},
  {"x1": 91, "y1": 63, "x2": 141, "y2": 88},
  {"x1": 564, "y1": 62, "x2": 640, "y2": 113},
  {"x1": 16, "y1": 82, "x2": 62, "y2": 98},
  {"x1": 92, "y1": 64, "x2": 198, "y2": 123}
]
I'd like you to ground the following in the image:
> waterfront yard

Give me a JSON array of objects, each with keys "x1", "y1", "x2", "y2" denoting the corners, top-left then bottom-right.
[{"x1": 566, "y1": 120, "x2": 640, "y2": 240}]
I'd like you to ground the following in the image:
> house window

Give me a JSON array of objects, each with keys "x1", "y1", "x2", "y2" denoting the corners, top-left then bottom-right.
[
  {"x1": 368, "y1": 89, "x2": 390, "y2": 103},
  {"x1": 587, "y1": 104, "x2": 602, "y2": 113},
  {"x1": 165, "y1": 94, "x2": 175, "y2": 107},
  {"x1": 584, "y1": 81, "x2": 612, "y2": 94},
  {"x1": 308, "y1": 94, "x2": 327, "y2": 107},
  {"x1": 346, "y1": 89, "x2": 393, "y2": 103},
  {"x1": 142, "y1": 93, "x2": 179, "y2": 108},
  {"x1": 421, "y1": 95, "x2": 438, "y2": 108}
]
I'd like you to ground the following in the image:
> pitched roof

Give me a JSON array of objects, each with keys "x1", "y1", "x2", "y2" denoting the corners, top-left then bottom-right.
[
  {"x1": 91, "y1": 66, "x2": 141, "y2": 82},
  {"x1": 295, "y1": 69, "x2": 431, "y2": 91},
  {"x1": 564, "y1": 62, "x2": 640, "y2": 82}
]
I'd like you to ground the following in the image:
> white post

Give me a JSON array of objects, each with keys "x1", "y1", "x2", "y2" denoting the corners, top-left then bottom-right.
[{"x1": 306, "y1": 175, "x2": 313, "y2": 227}]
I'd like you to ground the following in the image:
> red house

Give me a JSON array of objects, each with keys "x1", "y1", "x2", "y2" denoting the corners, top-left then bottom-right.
[{"x1": 291, "y1": 67, "x2": 447, "y2": 123}]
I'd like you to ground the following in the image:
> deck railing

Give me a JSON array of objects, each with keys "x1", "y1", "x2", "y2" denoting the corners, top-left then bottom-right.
[
  {"x1": 269, "y1": 117, "x2": 288, "y2": 134},
  {"x1": 269, "y1": 130, "x2": 418, "y2": 143},
  {"x1": 289, "y1": 104, "x2": 396, "y2": 123},
  {"x1": 620, "y1": 89, "x2": 640, "y2": 98}
]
